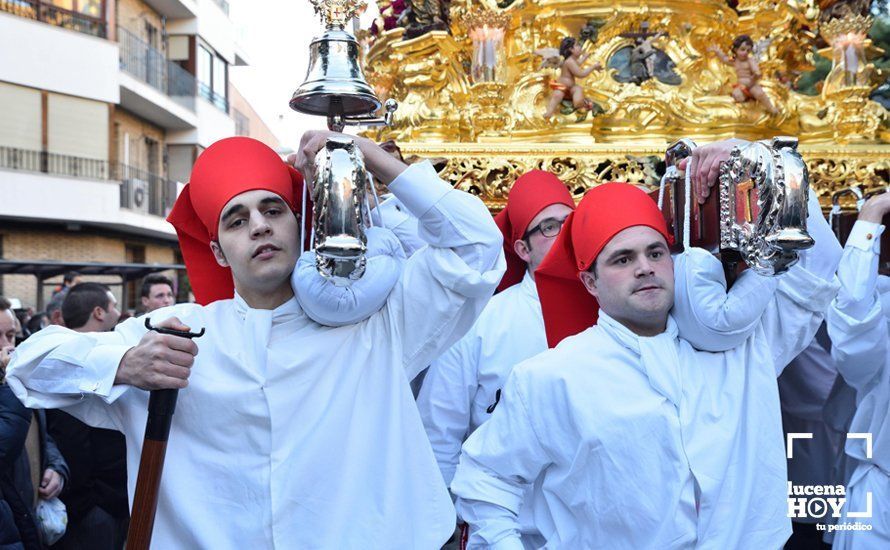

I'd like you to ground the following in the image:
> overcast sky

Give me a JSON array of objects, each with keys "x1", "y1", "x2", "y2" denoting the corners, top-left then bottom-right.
[{"x1": 228, "y1": 0, "x2": 381, "y2": 151}]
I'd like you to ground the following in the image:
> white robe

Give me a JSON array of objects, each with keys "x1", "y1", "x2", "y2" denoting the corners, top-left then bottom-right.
[
  {"x1": 826, "y1": 219, "x2": 890, "y2": 549},
  {"x1": 451, "y1": 229, "x2": 840, "y2": 549},
  {"x1": 6, "y1": 161, "x2": 506, "y2": 550},
  {"x1": 421, "y1": 247, "x2": 806, "y2": 546},
  {"x1": 417, "y1": 272, "x2": 547, "y2": 544}
]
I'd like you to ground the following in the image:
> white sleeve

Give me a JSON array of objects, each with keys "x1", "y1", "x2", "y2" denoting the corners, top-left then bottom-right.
[
  {"x1": 826, "y1": 220, "x2": 887, "y2": 393},
  {"x1": 416, "y1": 327, "x2": 480, "y2": 486},
  {"x1": 371, "y1": 195, "x2": 427, "y2": 257},
  {"x1": 760, "y1": 190, "x2": 842, "y2": 375},
  {"x1": 5, "y1": 316, "x2": 149, "y2": 430},
  {"x1": 293, "y1": 226, "x2": 405, "y2": 327},
  {"x1": 377, "y1": 161, "x2": 505, "y2": 379},
  {"x1": 451, "y1": 372, "x2": 550, "y2": 549},
  {"x1": 672, "y1": 247, "x2": 777, "y2": 352}
]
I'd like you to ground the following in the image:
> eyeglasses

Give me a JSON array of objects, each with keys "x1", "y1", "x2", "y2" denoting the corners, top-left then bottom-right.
[{"x1": 523, "y1": 217, "x2": 567, "y2": 240}]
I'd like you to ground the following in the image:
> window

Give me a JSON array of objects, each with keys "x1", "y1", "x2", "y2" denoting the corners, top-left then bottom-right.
[
  {"x1": 233, "y1": 109, "x2": 249, "y2": 136},
  {"x1": 196, "y1": 44, "x2": 228, "y2": 112},
  {"x1": 49, "y1": 0, "x2": 103, "y2": 16},
  {"x1": 198, "y1": 45, "x2": 212, "y2": 88},
  {"x1": 212, "y1": 56, "x2": 226, "y2": 100}
]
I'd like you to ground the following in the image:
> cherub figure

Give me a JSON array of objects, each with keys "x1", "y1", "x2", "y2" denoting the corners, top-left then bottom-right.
[
  {"x1": 709, "y1": 35, "x2": 779, "y2": 115},
  {"x1": 538, "y1": 37, "x2": 603, "y2": 120}
]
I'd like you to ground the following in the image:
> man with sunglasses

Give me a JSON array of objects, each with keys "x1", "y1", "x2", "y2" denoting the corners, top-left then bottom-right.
[{"x1": 416, "y1": 170, "x2": 575, "y2": 548}]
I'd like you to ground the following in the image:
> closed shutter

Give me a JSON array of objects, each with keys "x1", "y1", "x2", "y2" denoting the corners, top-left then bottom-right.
[
  {"x1": 0, "y1": 82, "x2": 41, "y2": 150},
  {"x1": 47, "y1": 93, "x2": 109, "y2": 161}
]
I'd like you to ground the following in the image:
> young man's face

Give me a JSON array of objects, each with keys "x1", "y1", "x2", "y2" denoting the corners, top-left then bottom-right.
[
  {"x1": 142, "y1": 284, "x2": 175, "y2": 312},
  {"x1": 515, "y1": 203, "x2": 573, "y2": 276},
  {"x1": 212, "y1": 190, "x2": 300, "y2": 295},
  {"x1": 579, "y1": 226, "x2": 674, "y2": 334}
]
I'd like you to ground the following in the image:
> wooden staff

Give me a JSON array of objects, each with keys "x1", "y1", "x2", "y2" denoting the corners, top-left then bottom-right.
[{"x1": 126, "y1": 319, "x2": 204, "y2": 550}]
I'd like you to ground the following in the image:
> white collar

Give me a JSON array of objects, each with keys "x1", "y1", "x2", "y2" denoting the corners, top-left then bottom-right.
[
  {"x1": 519, "y1": 270, "x2": 539, "y2": 300},
  {"x1": 233, "y1": 292, "x2": 303, "y2": 322}
]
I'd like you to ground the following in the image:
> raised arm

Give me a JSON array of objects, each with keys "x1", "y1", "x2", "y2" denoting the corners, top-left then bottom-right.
[
  {"x1": 672, "y1": 247, "x2": 778, "y2": 352},
  {"x1": 565, "y1": 57, "x2": 600, "y2": 79},
  {"x1": 748, "y1": 58, "x2": 762, "y2": 80},
  {"x1": 293, "y1": 131, "x2": 505, "y2": 379},
  {"x1": 451, "y1": 368, "x2": 551, "y2": 549},
  {"x1": 826, "y1": 193, "x2": 890, "y2": 393},
  {"x1": 759, "y1": 189, "x2": 842, "y2": 373},
  {"x1": 708, "y1": 45, "x2": 732, "y2": 65}
]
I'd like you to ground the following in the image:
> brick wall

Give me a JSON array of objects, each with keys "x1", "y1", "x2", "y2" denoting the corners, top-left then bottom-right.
[
  {"x1": 112, "y1": 108, "x2": 167, "y2": 176},
  {"x1": 117, "y1": 0, "x2": 166, "y2": 53},
  {"x1": 0, "y1": 227, "x2": 179, "y2": 311}
]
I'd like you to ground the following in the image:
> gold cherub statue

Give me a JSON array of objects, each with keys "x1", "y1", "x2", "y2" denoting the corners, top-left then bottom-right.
[
  {"x1": 537, "y1": 37, "x2": 603, "y2": 121},
  {"x1": 709, "y1": 35, "x2": 779, "y2": 115}
]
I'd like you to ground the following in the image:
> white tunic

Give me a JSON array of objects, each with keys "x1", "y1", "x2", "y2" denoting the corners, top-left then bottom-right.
[
  {"x1": 418, "y1": 272, "x2": 546, "y2": 485},
  {"x1": 417, "y1": 272, "x2": 546, "y2": 541},
  {"x1": 826, "y1": 220, "x2": 890, "y2": 549},
  {"x1": 451, "y1": 238, "x2": 840, "y2": 549},
  {"x1": 6, "y1": 161, "x2": 505, "y2": 550}
]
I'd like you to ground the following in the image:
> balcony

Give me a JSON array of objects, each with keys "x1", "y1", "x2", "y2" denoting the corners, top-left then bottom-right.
[
  {"x1": 0, "y1": 0, "x2": 106, "y2": 38},
  {"x1": 119, "y1": 28, "x2": 196, "y2": 112},
  {"x1": 0, "y1": 146, "x2": 112, "y2": 179},
  {"x1": 116, "y1": 165, "x2": 178, "y2": 218},
  {"x1": 0, "y1": 146, "x2": 177, "y2": 218}
]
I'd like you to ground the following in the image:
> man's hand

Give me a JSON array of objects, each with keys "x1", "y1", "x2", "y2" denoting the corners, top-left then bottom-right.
[
  {"x1": 289, "y1": 131, "x2": 409, "y2": 188},
  {"x1": 858, "y1": 191, "x2": 890, "y2": 224},
  {"x1": 0, "y1": 345, "x2": 13, "y2": 375},
  {"x1": 677, "y1": 138, "x2": 749, "y2": 204},
  {"x1": 114, "y1": 317, "x2": 198, "y2": 390},
  {"x1": 38, "y1": 468, "x2": 63, "y2": 500}
]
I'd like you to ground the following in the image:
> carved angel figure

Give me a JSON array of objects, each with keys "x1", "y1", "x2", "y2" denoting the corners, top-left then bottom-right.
[
  {"x1": 537, "y1": 37, "x2": 603, "y2": 121},
  {"x1": 709, "y1": 35, "x2": 780, "y2": 115}
]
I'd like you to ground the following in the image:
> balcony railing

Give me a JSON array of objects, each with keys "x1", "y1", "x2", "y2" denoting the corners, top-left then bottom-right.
[
  {"x1": 0, "y1": 147, "x2": 111, "y2": 179},
  {"x1": 0, "y1": 0, "x2": 106, "y2": 38},
  {"x1": 119, "y1": 27, "x2": 197, "y2": 112},
  {"x1": 114, "y1": 164, "x2": 178, "y2": 217},
  {"x1": 0, "y1": 146, "x2": 177, "y2": 217},
  {"x1": 198, "y1": 82, "x2": 229, "y2": 113}
]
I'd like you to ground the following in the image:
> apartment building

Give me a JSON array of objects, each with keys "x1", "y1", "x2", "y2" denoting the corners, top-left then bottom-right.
[{"x1": 0, "y1": 0, "x2": 280, "y2": 311}]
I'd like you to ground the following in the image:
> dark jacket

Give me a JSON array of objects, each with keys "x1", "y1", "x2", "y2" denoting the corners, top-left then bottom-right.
[
  {"x1": 0, "y1": 385, "x2": 70, "y2": 550},
  {"x1": 45, "y1": 411, "x2": 127, "y2": 522}
]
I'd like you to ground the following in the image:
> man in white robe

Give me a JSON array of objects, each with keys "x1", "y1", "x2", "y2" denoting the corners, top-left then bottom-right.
[
  {"x1": 450, "y1": 140, "x2": 842, "y2": 549},
  {"x1": 826, "y1": 191, "x2": 890, "y2": 549},
  {"x1": 416, "y1": 170, "x2": 575, "y2": 548},
  {"x1": 6, "y1": 133, "x2": 505, "y2": 549}
]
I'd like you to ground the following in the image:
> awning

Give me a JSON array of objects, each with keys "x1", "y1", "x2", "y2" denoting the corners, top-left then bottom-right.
[
  {"x1": 0, "y1": 260, "x2": 184, "y2": 281},
  {"x1": 0, "y1": 260, "x2": 186, "y2": 309}
]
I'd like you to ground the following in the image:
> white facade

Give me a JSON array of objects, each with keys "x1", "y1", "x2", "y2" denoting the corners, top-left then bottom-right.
[
  {"x1": 0, "y1": 12, "x2": 119, "y2": 104},
  {"x1": 166, "y1": 97, "x2": 235, "y2": 147},
  {"x1": 0, "y1": 169, "x2": 175, "y2": 238},
  {"x1": 0, "y1": 0, "x2": 253, "y2": 240},
  {"x1": 118, "y1": 72, "x2": 199, "y2": 130}
]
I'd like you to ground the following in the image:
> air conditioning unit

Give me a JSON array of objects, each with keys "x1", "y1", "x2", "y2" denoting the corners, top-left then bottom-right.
[{"x1": 127, "y1": 178, "x2": 150, "y2": 214}]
